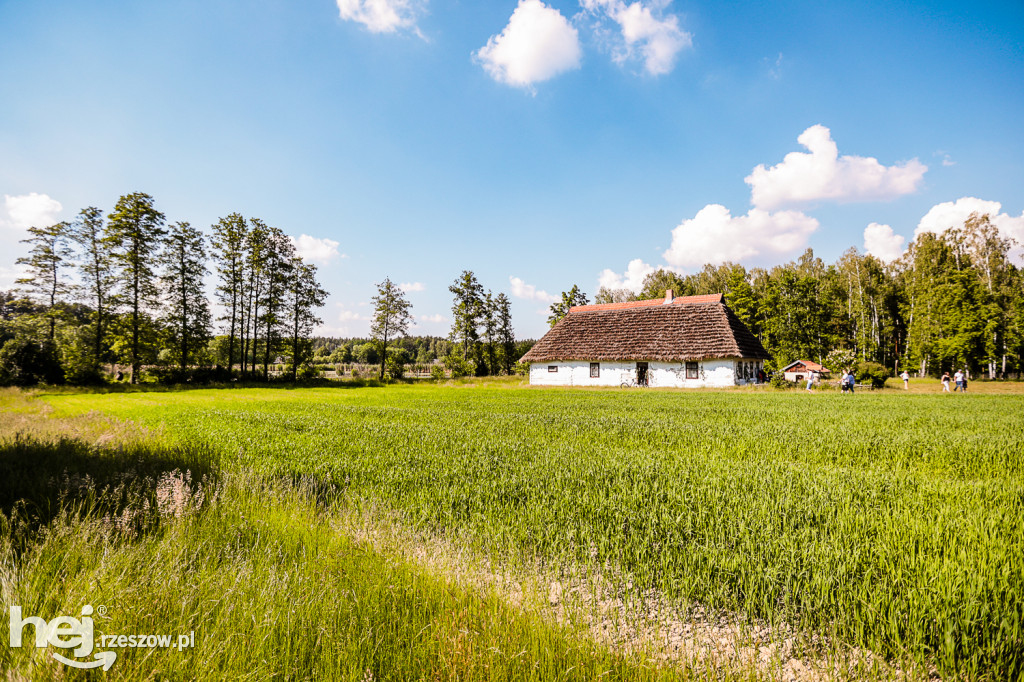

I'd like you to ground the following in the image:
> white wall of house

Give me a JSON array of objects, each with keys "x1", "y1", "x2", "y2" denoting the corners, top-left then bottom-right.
[{"x1": 529, "y1": 359, "x2": 763, "y2": 387}]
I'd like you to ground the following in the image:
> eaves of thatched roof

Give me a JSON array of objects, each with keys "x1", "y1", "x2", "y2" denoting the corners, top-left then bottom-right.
[{"x1": 521, "y1": 294, "x2": 772, "y2": 363}]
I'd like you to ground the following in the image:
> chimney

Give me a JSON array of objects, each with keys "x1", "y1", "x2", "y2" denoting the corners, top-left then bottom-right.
[{"x1": 663, "y1": 289, "x2": 674, "y2": 304}]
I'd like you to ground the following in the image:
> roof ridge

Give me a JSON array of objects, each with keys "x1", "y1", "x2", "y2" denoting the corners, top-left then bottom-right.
[{"x1": 570, "y1": 293, "x2": 724, "y2": 313}]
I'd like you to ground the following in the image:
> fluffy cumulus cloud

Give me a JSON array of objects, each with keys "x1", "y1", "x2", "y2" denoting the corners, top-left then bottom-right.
[
  {"x1": 509, "y1": 275, "x2": 557, "y2": 303},
  {"x1": 597, "y1": 258, "x2": 655, "y2": 292},
  {"x1": 475, "y1": 0, "x2": 582, "y2": 89},
  {"x1": 399, "y1": 281, "x2": 425, "y2": 292},
  {"x1": 290, "y1": 234, "x2": 342, "y2": 265},
  {"x1": 2, "y1": 192, "x2": 63, "y2": 232},
  {"x1": 863, "y1": 223, "x2": 906, "y2": 263},
  {"x1": 915, "y1": 197, "x2": 1024, "y2": 262},
  {"x1": 915, "y1": 197, "x2": 1024, "y2": 240},
  {"x1": 745, "y1": 125, "x2": 927, "y2": 210},
  {"x1": 416, "y1": 313, "x2": 446, "y2": 324},
  {"x1": 582, "y1": 0, "x2": 691, "y2": 75},
  {"x1": 335, "y1": 0, "x2": 423, "y2": 33},
  {"x1": 662, "y1": 204, "x2": 819, "y2": 268}
]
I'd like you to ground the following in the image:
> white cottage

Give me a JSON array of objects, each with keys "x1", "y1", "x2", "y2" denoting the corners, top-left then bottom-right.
[{"x1": 521, "y1": 292, "x2": 771, "y2": 388}]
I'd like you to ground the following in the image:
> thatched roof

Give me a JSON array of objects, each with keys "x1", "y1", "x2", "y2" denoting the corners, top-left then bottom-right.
[{"x1": 521, "y1": 293, "x2": 771, "y2": 363}]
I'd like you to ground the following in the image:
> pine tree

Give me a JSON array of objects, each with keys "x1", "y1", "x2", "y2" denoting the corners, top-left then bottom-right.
[
  {"x1": 161, "y1": 221, "x2": 212, "y2": 371},
  {"x1": 210, "y1": 213, "x2": 248, "y2": 372},
  {"x1": 241, "y1": 219, "x2": 270, "y2": 374},
  {"x1": 287, "y1": 259, "x2": 327, "y2": 381},
  {"x1": 258, "y1": 228, "x2": 294, "y2": 380},
  {"x1": 70, "y1": 207, "x2": 113, "y2": 373},
  {"x1": 105, "y1": 193, "x2": 167, "y2": 383},
  {"x1": 481, "y1": 290, "x2": 498, "y2": 375},
  {"x1": 495, "y1": 292, "x2": 515, "y2": 374},
  {"x1": 15, "y1": 221, "x2": 73, "y2": 343},
  {"x1": 448, "y1": 270, "x2": 484, "y2": 362}
]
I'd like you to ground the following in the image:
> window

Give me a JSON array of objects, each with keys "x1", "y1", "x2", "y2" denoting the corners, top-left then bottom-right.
[
  {"x1": 686, "y1": 361, "x2": 698, "y2": 379},
  {"x1": 590, "y1": 362, "x2": 600, "y2": 378},
  {"x1": 548, "y1": 365, "x2": 558, "y2": 373}
]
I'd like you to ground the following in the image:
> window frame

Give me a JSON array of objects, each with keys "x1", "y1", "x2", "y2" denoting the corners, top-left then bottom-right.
[
  {"x1": 590, "y1": 362, "x2": 600, "y2": 378},
  {"x1": 685, "y1": 361, "x2": 699, "y2": 379},
  {"x1": 548, "y1": 365, "x2": 558, "y2": 373}
]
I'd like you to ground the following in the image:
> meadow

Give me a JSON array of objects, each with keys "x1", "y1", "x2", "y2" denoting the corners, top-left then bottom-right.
[{"x1": 2, "y1": 381, "x2": 1022, "y2": 680}]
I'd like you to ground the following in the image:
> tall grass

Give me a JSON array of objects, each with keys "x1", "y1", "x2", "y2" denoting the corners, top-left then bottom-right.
[
  {"x1": 39, "y1": 384, "x2": 1024, "y2": 679},
  {"x1": 0, "y1": 410, "x2": 684, "y2": 680}
]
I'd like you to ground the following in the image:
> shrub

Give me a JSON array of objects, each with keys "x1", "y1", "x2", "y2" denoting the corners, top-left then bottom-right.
[
  {"x1": 444, "y1": 352, "x2": 474, "y2": 379},
  {"x1": 430, "y1": 364, "x2": 446, "y2": 381},
  {"x1": 855, "y1": 361, "x2": 890, "y2": 389},
  {"x1": 0, "y1": 338, "x2": 65, "y2": 386},
  {"x1": 384, "y1": 355, "x2": 405, "y2": 380}
]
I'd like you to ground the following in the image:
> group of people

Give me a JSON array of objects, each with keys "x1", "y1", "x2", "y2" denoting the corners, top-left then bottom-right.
[
  {"x1": 941, "y1": 369, "x2": 970, "y2": 392},
  {"x1": 804, "y1": 369, "x2": 858, "y2": 393},
  {"x1": 801, "y1": 368, "x2": 973, "y2": 393},
  {"x1": 898, "y1": 368, "x2": 970, "y2": 392}
]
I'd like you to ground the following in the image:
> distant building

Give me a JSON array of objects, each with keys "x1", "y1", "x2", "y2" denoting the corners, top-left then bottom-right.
[
  {"x1": 781, "y1": 360, "x2": 829, "y2": 383},
  {"x1": 521, "y1": 291, "x2": 771, "y2": 387}
]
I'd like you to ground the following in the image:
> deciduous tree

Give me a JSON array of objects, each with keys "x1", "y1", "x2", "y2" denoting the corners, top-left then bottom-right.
[
  {"x1": 547, "y1": 285, "x2": 588, "y2": 327},
  {"x1": 371, "y1": 277, "x2": 412, "y2": 380}
]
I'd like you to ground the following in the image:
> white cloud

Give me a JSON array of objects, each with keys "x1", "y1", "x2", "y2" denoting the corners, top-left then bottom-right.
[
  {"x1": 399, "y1": 281, "x2": 425, "y2": 292},
  {"x1": 582, "y1": 0, "x2": 691, "y2": 76},
  {"x1": 290, "y1": 234, "x2": 342, "y2": 265},
  {"x1": 2, "y1": 192, "x2": 63, "y2": 232},
  {"x1": 0, "y1": 263, "x2": 29, "y2": 288},
  {"x1": 914, "y1": 197, "x2": 1024, "y2": 262},
  {"x1": 598, "y1": 258, "x2": 655, "y2": 292},
  {"x1": 338, "y1": 309, "x2": 369, "y2": 322},
  {"x1": 745, "y1": 125, "x2": 927, "y2": 210},
  {"x1": 416, "y1": 313, "x2": 446, "y2": 324},
  {"x1": 335, "y1": 0, "x2": 423, "y2": 34},
  {"x1": 475, "y1": 0, "x2": 582, "y2": 89},
  {"x1": 509, "y1": 275, "x2": 558, "y2": 303},
  {"x1": 863, "y1": 223, "x2": 906, "y2": 263},
  {"x1": 662, "y1": 204, "x2": 819, "y2": 268}
]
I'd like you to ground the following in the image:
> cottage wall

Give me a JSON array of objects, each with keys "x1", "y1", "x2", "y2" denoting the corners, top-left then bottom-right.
[{"x1": 529, "y1": 359, "x2": 761, "y2": 387}]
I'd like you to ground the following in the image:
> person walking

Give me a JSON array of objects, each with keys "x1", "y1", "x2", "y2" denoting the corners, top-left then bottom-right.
[
  {"x1": 962, "y1": 370, "x2": 969, "y2": 392},
  {"x1": 941, "y1": 372, "x2": 951, "y2": 392},
  {"x1": 954, "y1": 369, "x2": 964, "y2": 392},
  {"x1": 901, "y1": 370, "x2": 910, "y2": 390},
  {"x1": 806, "y1": 370, "x2": 816, "y2": 393}
]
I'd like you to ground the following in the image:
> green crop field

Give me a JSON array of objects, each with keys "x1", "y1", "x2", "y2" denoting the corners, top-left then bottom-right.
[{"x1": 3, "y1": 382, "x2": 1023, "y2": 680}]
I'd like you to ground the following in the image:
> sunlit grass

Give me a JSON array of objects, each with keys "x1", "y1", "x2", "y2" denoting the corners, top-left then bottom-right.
[{"x1": 28, "y1": 383, "x2": 1024, "y2": 679}]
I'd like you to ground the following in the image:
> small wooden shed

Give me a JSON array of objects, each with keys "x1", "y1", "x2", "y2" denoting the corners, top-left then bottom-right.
[{"x1": 782, "y1": 360, "x2": 829, "y2": 383}]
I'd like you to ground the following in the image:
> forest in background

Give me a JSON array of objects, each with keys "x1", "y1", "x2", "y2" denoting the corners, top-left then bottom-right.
[
  {"x1": 2, "y1": 202, "x2": 1023, "y2": 385},
  {"x1": 586, "y1": 213, "x2": 1024, "y2": 378}
]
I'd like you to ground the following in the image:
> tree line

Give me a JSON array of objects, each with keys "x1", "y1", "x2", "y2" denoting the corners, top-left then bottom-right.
[
  {"x1": 1, "y1": 192, "x2": 327, "y2": 385},
  {"x1": 581, "y1": 213, "x2": 1024, "y2": 378},
  {"x1": 361, "y1": 270, "x2": 523, "y2": 380}
]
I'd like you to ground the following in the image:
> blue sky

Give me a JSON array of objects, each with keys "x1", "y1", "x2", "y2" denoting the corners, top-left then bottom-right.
[{"x1": 2, "y1": 0, "x2": 1022, "y2": 339}]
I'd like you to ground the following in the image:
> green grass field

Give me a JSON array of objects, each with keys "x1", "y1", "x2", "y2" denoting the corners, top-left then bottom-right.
[{"x1": 3, "y1": 382, "x2": 1023, "y2": 679}]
